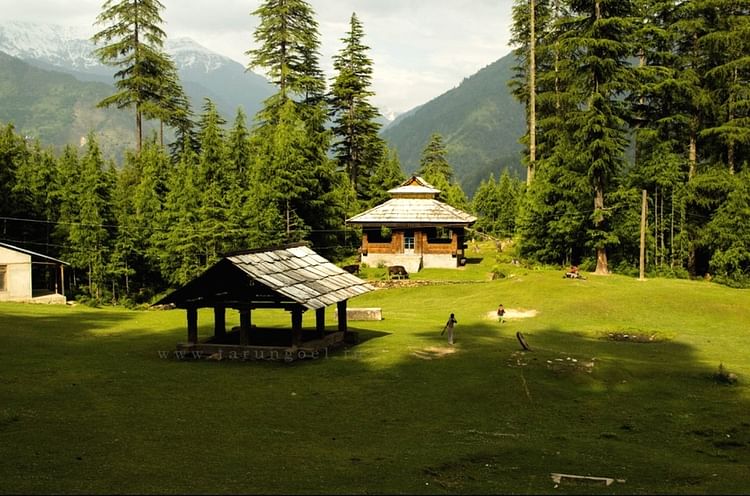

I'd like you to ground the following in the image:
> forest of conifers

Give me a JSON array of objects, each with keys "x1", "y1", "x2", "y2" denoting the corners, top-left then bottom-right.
[{"x1": 1, "y1": 0, "x2": 749, "y2": 304}]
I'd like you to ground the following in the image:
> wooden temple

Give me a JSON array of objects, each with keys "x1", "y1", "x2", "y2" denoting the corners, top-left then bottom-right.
[
  {"x1": 346, "y1": 176, "x2": 477, "y2": 273},
  {"x1": 154, "y1": 243, "x2": 374, "y2": 361}
]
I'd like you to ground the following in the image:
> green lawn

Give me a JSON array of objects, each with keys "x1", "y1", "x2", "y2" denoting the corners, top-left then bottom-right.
[{"x1": 1, "y1": 247, "x2": 750, "y2": 494}]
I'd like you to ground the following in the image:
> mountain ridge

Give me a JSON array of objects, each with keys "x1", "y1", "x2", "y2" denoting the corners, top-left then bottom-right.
[
  {"x1": 0, "y1": 20, "x2": 275, "y2": 123},
  {"x1": 381, "y1": 52, "x2": 526, "y2": 196}
]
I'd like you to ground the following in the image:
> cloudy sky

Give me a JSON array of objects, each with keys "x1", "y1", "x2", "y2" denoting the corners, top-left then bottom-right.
[{"x1": 1, "y1": 0, "x2": 517, "y2": 117}]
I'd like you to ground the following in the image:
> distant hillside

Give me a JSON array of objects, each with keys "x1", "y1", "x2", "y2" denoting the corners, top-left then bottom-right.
[
  {"x1": 0, "y1": 21, "x2": 275, "y2": 133},
  {"x1": 381, "y1": 52, "x2": 526, "y2": 196},
  {"x1": 0, "y1": 51, "x2": 144, "y2": 158}
]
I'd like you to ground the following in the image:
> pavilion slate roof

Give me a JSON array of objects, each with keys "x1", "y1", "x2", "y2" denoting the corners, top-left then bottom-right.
[
  {"x1": 156, "y1": 244, "x2": 374, "y2": 311},
  {"x1": 227, "y1": 244, "x2": 374, "y2": 310}
]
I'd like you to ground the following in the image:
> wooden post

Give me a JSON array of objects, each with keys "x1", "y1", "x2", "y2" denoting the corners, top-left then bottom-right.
[
  {"x1": 337, "y1": 300, "x2": 348, "y2": 333},
  {"x1": 639, "y1": 190, "x2": 647, "y2": 281},
  {"x1": 315, "y1": 308, "x2": 326, "y2": 338},
  {"x1": 187, "y1": 307, "x2": 198, "y2": 344},
  {"x1": 60, "y1": 264, "x2": 65, "y2": 297},
  {"x1": 239, "y1": 309, "x2": 250, "y2": 346},
  {"x1": 214, "y1": 306, "x2": 226, "y2": 339},
  {"x1": 291, "y1": 307, "x2": 303, "y2": 346}
]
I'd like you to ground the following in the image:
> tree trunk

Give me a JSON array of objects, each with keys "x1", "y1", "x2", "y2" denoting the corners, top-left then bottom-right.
[
  {"x1": 527, "y1": 0, "x2": 537, "y2": 185},
  {"x1": 594, "y1": 181, "x2": 609, "y2": 274}
]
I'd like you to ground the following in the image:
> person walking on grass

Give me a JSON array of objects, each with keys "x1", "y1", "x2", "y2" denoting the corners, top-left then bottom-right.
[
  {"x1": 497, "y1": 304, "x2": 506, "y2": 323},
  {"x1": 441, "y1": 313, "x2": 458, "y2": 345}
]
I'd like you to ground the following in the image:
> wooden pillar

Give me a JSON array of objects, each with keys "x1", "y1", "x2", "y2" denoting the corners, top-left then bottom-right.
[
  {"x1": 315, "y1": 307, "x2": 326, "y2": 338},
  {"x1": 59, "y1": 264, "x2": 65, "y2": 297},
  {"x1": 239, "y1": 308, "x2": 251, "y2": 346},
  {"x1": 187, "y1": 307, "x2": 198, "y2": 344},
  {"x1": 337, "y1": 300, "x2": 348, "y2": 333},
  {"x1": 214, "y1": 306, "x2": 226, "y2": 339},
  {"x1": 291, "y1": 307, "x2": 303, "y2": 346}
]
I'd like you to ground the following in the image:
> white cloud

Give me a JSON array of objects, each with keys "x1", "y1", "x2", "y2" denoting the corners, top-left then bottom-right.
[{"x1": 0, "y1": 0, "x2": 516, "y2": 115}]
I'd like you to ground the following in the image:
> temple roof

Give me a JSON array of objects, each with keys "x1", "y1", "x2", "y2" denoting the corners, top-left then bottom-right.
[
  {"x1": 347, "y1": 198, "x2": 476, "y2": 226},
  {"x1": 387, "y1": 176, "x2": 440, "y2": 197},
  {"x1": 347, "y1": 176, "x2": 476, "y2": 227}
]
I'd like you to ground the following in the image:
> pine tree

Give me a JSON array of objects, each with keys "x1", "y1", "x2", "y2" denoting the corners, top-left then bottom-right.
[
  {"x1": 329, "y1": 13, "x2": 384, "y2": 200},
  {"x1": 110, "y1": 140, "x2": 169, "y2": 300},
  {"x1": 705, "y1": 170, "x2": 750, "y2": 285},
  {"x1": 247, "y1": 0, "x2": 325, "y2": 118},
  {"x1": 92, "y1": 0, "x2": 172, "y2": 152},
  {"x1": 247, "y1": 0, "x2": 344, "y2": 252},
  {"x1": 417, "y1": 133, "x2": 469, "y2": 210},
  {"x1": 143, "y1": 56, "x2": 190, "y2": 148},
  {"x1": 195, "y1": 99, "x2": 231, "y2": 261},
  {"x1": 695, "y1": 0, "x2": 750, "y2": 174},
  {"x1": 473, "y1": 172, "x2": 522, "y2": 238},
  {"x1": 252, "y1": 99, "x2": 315, "y2": 241},
  {"x1": 64, "y1": 134, "x2": 115, "y2": 300},
  {"x1": 13, "y1": 140, "x2": 60, "y2": 253},
  {"x1": 155, "y1": 143, "x2": 202, "y2": 286},
  {"x1": 368, "y1": 147, "x2": 405, "y2": 208},
  {"x1": 0, "y1": 124, "x2": 26, "y2": 239},
  {"x1": 555, "y1": 0, "x2": 637, "y2": 274}
]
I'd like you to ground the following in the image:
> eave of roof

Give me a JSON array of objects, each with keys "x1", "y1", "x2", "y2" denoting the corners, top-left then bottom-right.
[
  {"x1": 0, "y1": 242, "x2": 69, "y2": 265},
  {"x1": 155, "y1": 244, "x2": 374, "y2": 310},
  {"x1": 346, "y1": 198, "x2": 477, "y2": 226}
]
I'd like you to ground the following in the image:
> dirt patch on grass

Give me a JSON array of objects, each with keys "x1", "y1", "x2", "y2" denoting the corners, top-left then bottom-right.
[
  {"x1": 485, "y1": 308, "x2": 539, "y2": 320},
  {"x1": 411, "y1": 346, "x2": 457, "y2": 360},
  {"x1": 603, "y1": 331, "x2": 666, "y2": 343}
]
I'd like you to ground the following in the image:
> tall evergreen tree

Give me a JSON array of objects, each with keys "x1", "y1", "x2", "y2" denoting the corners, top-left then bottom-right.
[
  {"x1": 705, "y1": 170, "x2": 750, "y2": 286},
  {"x1": 13, "y1": 140, "x2": 60, "y2": 252},
  {"x1": 247, "y1": 0, "x2": 344, "y2": 253},
  {"x1": 696, "y1": 0, "x2": 750, "y2": 174},
  {"x1": 195, "y1": 99, "x2": 232, "y2": 261},
  {"x1": 247, "y1": 0, "x2": 326, "y2": 119},
  {"x1": 555, "y1": 0, "x2": 637, "y2": 274},
  {"x1": 92, "y1": 0, "x2": 172, "y2": 152},
  {"x1": 329, "y1": 13, "x2": 384, "y2": 200},
  {"x1": 417, "y1": 133, "x2": 469, "y2": 210},
  {"x1": 64, "y1": 134, "x2": 115, "y2": 300},
  {"x1": 0, "y1": 124, "x2": 27, "y2": 241},
  {"x1": 154, "y1": 142, "x2": 202, "y2": 286},
  {"x1": 473, "y1": 172, "x2": 523, "y2": 238},
  {"x1": 368, "y1": 147, "x2": 405, "y2": 208}
]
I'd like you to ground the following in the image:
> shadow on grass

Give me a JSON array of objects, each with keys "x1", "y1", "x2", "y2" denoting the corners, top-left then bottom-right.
[
  {"x1": 369, "y1": 323, "x2": 750, "y2": 494},
  {"x1": 1, "y1": 305, "x2": 749, "y2": 495}
]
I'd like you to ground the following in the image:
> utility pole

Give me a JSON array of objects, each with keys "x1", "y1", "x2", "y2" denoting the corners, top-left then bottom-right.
[{"x1": 639, "y1": 190, "x2": 647, "y2": 280}]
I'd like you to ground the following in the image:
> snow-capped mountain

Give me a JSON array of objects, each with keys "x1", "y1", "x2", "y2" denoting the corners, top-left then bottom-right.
[
  {"x1": 0, "y1": 21, "x2": 101, "y2": 73},
  {"x1": 0, "y1": 20, "x2": 237, "y2": 75},
  {"x1": 166, "y1": 37, "x2": 229, "y2": 73},
  {"x1": 0, "y1": 20, "x2": 274, "y2": 119}
]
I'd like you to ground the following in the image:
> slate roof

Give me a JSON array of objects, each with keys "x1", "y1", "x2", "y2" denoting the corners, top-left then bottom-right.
[
  {"x1": 347, "y1": 198, "x2": 477, "y2": 226},
  {"x1": 155, "y1": 244, "x2": 374, "y2": 310},
  {"x1": 388, "y1": 177, "x2": 440, "y2": 197},
  {"x1": 347, "y1": 175, "x2": 476, "y2": 226},
  {"x1": 227, "y1": 245, "x2": 373, "y2": 310}
]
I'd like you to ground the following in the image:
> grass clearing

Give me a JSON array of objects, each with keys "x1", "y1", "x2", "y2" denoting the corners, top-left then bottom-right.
[{"x1": 1, "y1": 244, "x2": 749, "y2": 494}]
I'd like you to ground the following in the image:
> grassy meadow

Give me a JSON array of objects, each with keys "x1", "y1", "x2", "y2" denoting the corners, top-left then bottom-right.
[{"x1": 1, "y1": 244, "x2": 750, "y2": 494}]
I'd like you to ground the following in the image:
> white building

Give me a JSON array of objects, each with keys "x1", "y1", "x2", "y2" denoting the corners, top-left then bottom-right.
[{"x1": 0, "y1": 242, "x2": 67, "y2": 304}]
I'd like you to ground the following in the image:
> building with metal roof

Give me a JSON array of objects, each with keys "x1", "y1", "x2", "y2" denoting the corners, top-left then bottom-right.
[
  {"x1": 155, "y1": 243, "x2": 374, "y2": 360},
  {"x1": 346, "y1": 176, "x2": 477, "y2": 273},
  {"x1": 0, "y1": 242, "x2": 68, "y2": 304}
]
